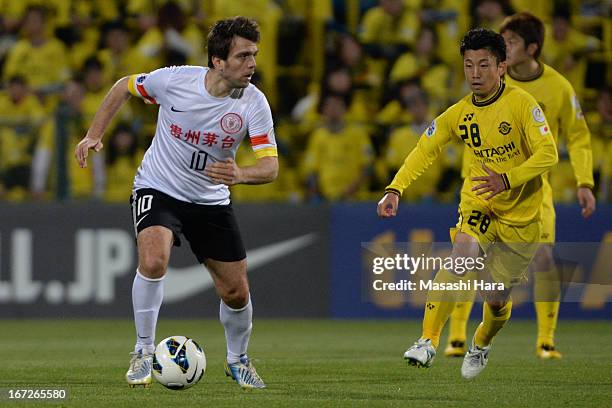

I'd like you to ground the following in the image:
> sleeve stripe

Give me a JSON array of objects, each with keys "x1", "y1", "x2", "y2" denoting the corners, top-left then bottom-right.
[
  {"x1": 127, "y1": 75, "x2": 138, "y2": 96},
  {"x1": 136, "y1": 83, "x2": 157, "y2": 104},
  {"x1": 385, "y1": 188, "x2": 402, "y2": 197},
  {"x1": 501, "y1": 173, "x2": 511, "y2": 190},
  {"x1": 250, "y1": 134, "x2": 271, "y2": 147},
  {"x1": 254, "y1": 146, "x2": 277, "y2": 158}
]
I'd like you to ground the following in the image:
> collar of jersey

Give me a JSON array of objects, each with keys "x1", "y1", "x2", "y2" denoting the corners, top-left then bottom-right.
[
  {"x1": 507, "y1": 61, "x2": 544, "y2": 82},
  {"x1": 471, "y1": 80, "x2": 505, "y2": 107}
]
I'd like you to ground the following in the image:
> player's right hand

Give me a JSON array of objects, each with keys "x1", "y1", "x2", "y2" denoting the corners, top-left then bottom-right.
[
  {"x1": 75, "y1": 136, "x2": 104, "y2": 168},
  {"x1": 377, "y1": 193, "x2": 399, "y2": 218}
]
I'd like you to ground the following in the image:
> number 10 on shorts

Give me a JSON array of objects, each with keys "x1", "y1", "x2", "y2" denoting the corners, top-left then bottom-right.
[{"x1": 135, "y1": 195, "x2": 153, "y2": 216}]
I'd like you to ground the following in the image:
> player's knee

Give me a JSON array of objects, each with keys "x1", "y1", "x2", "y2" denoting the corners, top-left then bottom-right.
[
  {"x1": 532, "y1": 246, "x2": 554, "y2": 271},
  {"x1": 138, "y1": 255, "x2": 168, "y2": 279},
  {"x1": 221, "y1": 286, "x2": 249, "y2": 309}
]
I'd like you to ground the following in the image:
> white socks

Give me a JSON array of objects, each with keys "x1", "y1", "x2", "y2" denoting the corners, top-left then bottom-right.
[
  {"x1": 220, "y1": 297, "x2": 253, "y2": 364},
  {"x1": 132, "y1": 269, "x2": 164, "y2": 354}
]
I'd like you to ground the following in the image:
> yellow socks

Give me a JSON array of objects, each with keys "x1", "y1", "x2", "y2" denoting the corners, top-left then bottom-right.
[
  {"x1": 421, "y1": 268, "x2": 465, "y2": 348},
  {"x1": 449, "y1": 301, "x2": 475, "y2": 342},
  {"x1": 534, "y1": 268, "x2": 561, "y2": 346},
  {"x1": 474, "y1": 300, "x2": 513, "y2": 348}
]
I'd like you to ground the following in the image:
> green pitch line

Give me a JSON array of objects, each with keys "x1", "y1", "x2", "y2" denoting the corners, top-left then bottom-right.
[{"x1": 1, "y1": 319, "x2": 610, "y2": 407}]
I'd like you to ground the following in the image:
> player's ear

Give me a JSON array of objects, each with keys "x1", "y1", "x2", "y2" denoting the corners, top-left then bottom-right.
[
  {"x1": 212, "y1": 55, "x2": 224, "y2": 71},
  {"x1": 526, "y1": 43, "x2": 538, "y2": 58},
  {"x1": 497, "y1": 60, "x2": 507, "y2": 76}
]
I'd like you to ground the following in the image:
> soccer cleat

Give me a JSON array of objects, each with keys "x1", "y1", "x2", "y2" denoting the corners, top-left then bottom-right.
[
  {"x1": 461, "y1": 343, "x2": 490, "y2": 379},
  {"x1": 225, "y1": 355, "x2": 266, "y2": 389},
  {"x1": 444, "y1": 340, "x2": 467, "y2": 357},
  {"x1": 403, "y1": 338, "x2": 436, "y2": 368},
  {"x1": 537, "y1": 344, "x2": 562, "y2": 360},
  {"x1": 126, "y1": 350, "x2": 153, "y2": 388}
]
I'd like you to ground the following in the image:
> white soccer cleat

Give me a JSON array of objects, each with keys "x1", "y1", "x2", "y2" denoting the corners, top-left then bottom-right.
[
  {"x1": 461, "y1": 343, "x2": 490, "y2": 379},
  {"x1": 225, "y1": 355, "x2": 266, "y2": 389},
  {"x1": 126, "y1": 350, "x2": 153, "y2": 388},
  {"x1": 403, "y1": 338, "x2": 436, "y2": 368}
]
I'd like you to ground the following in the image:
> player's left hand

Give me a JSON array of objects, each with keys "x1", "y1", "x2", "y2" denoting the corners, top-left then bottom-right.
[
  {"x1": 205, "y1": 158, "x2": 243, "y2": 185},
  {"x1": 577, "y1": 187, "x2": 596, "y2": 218},
  {"x1": 471, "y1": 163, "x2": 506, "y2": 200}
]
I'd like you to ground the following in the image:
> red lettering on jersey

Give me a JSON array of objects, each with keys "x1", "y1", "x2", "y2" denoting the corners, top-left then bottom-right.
[
  {"x1": 185, "y1": 130, "x2": 201, "y2": 145},
  {"x1": 170, "y1": 124, "x2": 183, "y2": 138},
  {"x1": 202, "y1": 132, "x2": 218, "y2": 146},
  {"x1": 222, "y1": 136, "x2": 235, "y2": 149}
]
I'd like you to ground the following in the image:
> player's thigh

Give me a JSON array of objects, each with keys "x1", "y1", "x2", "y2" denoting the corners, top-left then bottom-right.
[
  {"x1": 131, "y1": 188, "x2": 183, "y2": 278},
  {"x1": 450, "y1": 201, "x2": 497, "y2": 255},
  {"x1": 137, "y1": 226, "x2": 174, "y2": 278},
  {"x1": 486, "y1": 221, "x2": 540, "y2": 288}
]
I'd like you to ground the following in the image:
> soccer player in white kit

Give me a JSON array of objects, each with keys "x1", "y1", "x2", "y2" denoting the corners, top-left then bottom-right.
[{"x1": 75, "y1": 17, "x2": 277, "y2": 389}]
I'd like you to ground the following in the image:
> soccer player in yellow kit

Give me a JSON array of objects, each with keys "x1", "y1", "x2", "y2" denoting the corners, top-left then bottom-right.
[
  {"x1": 445, "y1": 13, "x2": 596, "y2": 360},
  {"x1": 377, "y1": 28, "x2": 558, "y2": 379}
]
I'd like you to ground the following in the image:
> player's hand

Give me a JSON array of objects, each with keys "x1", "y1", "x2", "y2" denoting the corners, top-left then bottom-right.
[
  {"x1": 577, "y1": 187, "x2": 596, "y2": 218},
  {"x1": 205, "y1": 158, "x2": 243, "y2": 185},
  {"x1": 471, "y1": 163, "x2": 506, "y2": 200},
  {"x1": 377, "y1": 192, "x2": 399, "y2": 218},
  {"x1": 75, "y1": 136, "x2": 103, "y2": 168}
]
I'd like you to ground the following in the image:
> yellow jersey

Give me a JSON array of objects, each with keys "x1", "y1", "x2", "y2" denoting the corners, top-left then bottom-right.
[
  {"x1": 303, "y1": 124, "x2": 373, "y2": 201},
  {"x1": 386, "y1": 82, "x2": 558, "y2": 225},
  {"x1": 3, "y1": 38, "x2": 70, "y2": 89},
  {"x1": 0, "y1": 93, "x2": 46, "y2": 168},
  {"x1": 505, "y1": 63, "x2": 594, "y2": 188}
]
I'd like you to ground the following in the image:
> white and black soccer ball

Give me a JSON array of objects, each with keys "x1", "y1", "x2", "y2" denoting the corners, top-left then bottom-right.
[{"x1": 152, "y1": 336, "x2": 206, "y2": 390}]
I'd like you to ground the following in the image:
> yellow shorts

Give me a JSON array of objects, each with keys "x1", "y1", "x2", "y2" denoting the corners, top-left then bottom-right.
[
  {"x1": 539, "y1": 180, "x2": 556, "y2": 243},
  {"x1": 450, "y1": 200, "x2": 540, "y2": 287}
]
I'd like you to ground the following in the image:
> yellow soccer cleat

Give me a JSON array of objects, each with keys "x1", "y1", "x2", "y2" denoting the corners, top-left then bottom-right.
[
  {"x1": 444, "y1": 340, "x2": 467, "y2": 358},
  {"x1": 537, "y1": 344, "x2": 562, "y2": 359}
]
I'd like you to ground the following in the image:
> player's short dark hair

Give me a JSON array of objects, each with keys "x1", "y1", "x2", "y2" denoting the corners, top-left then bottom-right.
[
  {"x1": 460, "y1": 28, "x2": 506, "y2": 63},
  {"x1": 500, "y1": 12, "x2": 545, "y2": 59},
  {"x1": 207, "y1": 17, "x2": 260, "y2": 68}
]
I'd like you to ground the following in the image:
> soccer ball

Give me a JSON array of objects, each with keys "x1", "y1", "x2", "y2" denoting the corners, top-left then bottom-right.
[{"x1": 152, "y1": 336, "x2": 206, "y2": 390}]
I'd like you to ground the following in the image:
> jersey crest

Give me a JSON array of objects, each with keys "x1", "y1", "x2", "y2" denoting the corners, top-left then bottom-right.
[
  {"x1": 498, "y1": 121, "x2": 511, "y2": 135},
  {"x1": 220, "y1": 113, "x2": 243, "y2": 134}
]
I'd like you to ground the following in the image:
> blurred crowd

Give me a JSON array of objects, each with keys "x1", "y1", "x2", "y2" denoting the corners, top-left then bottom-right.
[{"x1": 0, "y1": 0, "x2": 610, "y2": 204}]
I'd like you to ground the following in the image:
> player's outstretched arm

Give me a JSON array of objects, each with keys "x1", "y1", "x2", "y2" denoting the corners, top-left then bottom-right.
[
  {"x1": 205, "y1": 156, "x2": 278, "y2": 186},
  {"x1": 75, "y1": 76, "x2": 131, "y2": 168},
  {"x1": 377, "y1": 192, "x2": 399, "y2": 218}
]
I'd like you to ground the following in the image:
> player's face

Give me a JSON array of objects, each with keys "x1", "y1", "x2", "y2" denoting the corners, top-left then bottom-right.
[
  {"x1": 463, "y1": 49, "x2": 506, "y2": 98},
  {"x1": 221, "y1": 36, "x2": 258, "y2": 88},
  {"x1": 502, "y1": 30, "x2": 530, "y2": 67}
]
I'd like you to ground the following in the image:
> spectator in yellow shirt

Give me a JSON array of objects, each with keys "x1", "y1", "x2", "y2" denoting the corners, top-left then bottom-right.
[
  {"x1": 542, "y1": 6, "x2": 600, "y2": 96},
  {"x1": 359, "y1": 0, "x2": 420, "y2": 60},
  {"x1": 104, "y1": 124, "x2": 144, "y2": 202},
  {"x1": 3, "y1": 6, "x2": 70, "y2": 107},
  {"x1": 135, "y1": 1, "x2": 205, "y2": 67},
  {"x1": 389, "y1": 26, "x2": 453, "y2": 110},
  {"x1": 303, "y1": 93, "x2": 374, "y2": 201},
  {"x1": 0, "y1": 76, "x2": 49, "y2": 201},
  {"x1": 97, "y1": 21, "x2": 155, "y2": 84}
]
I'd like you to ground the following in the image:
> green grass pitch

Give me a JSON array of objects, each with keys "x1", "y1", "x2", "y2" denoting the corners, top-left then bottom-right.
[{"x1": 1, "y1": 319, "x2": 611, "y2": 407}]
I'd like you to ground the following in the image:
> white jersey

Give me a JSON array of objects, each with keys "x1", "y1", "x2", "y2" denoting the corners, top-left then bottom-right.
[{"x1": 127, "y1": 66, "x2": 277, "y2": 205}]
